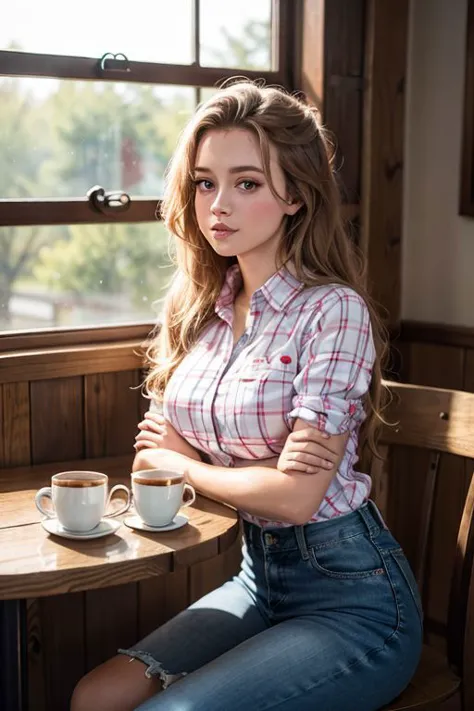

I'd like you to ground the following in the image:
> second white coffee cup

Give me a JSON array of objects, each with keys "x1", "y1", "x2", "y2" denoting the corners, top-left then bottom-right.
[{"x1": 131, "y1": 469, "x2": 195, "y2": 527}]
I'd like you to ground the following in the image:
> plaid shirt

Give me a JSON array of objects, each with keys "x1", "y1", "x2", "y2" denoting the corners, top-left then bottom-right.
[{"x1": 160, "y1": 264, "x2": 376, "y2": 528}]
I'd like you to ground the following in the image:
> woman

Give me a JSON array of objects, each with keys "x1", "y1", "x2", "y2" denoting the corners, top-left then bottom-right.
[{"x1": 71, "y1": 81, "x2": 423, "y2": 711}]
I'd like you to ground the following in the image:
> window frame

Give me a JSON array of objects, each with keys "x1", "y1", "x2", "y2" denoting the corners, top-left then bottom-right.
[
  {"x1": 0, "y1": 0, "x2": 302, "y2": 352},
  {"x1": 0, "y1": 0, "x2": 297, "y2": 228}
]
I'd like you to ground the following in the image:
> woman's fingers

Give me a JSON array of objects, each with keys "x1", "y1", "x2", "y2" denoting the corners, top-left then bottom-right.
[
  {"x1": 279, "y1": 460, "x2": 324, "y2": 474},
  {"x1": 134, "y1": 439, "x2": 159, "y2": 451},
  {"x1": 285, "y1": 451, "x2": 333, "y2": 470},
  {"x1": 285, "y1": 440, "x2": 337, "y2": 465},
  {"x1": 289, "y1": 429, "x2": 339, "y2": 456},
  {"x1": 138, "y1": 418, "x2": 164, "y2": 433},
  {"x1": 144, "y1": 411, "x2": 165, "y2": 425}
]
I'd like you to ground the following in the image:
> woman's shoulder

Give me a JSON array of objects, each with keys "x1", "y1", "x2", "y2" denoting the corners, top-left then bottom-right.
[{"x1": 293, "y1": 282, "x2": 369, "y2": 316}]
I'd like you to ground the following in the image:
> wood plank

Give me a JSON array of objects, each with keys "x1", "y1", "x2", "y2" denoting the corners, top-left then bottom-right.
[
  {"x1": 26, "y1": 598, "x2": 46, "y2": 711},
  {"x1": 301, "y1": 0, "x2": 325, "y2": 108},
  {"x1": 84, "y1": 370, "x2": 141, "y2": 672},
  {"x1": 425, "y1": 453, "x2": 467, "y2": 626},
  {"x1": 400, "y1": 322, "x2": 474, "y2": 351},
  {"x1": 189, "y1": 554, "x2": 230, "y2": 604},
  {"x1": 360, "y1": 0, "x2": 409, "y2": 327},
  {"x1": 30, "y1": 377, "x2": 83, "y2": 464},
  {"x1": 382, "y1": 381, "x2": 474, "y2": 458},
  {"x1": 85, "y1": 583, "x2": 138, "y2": 672},
  {"x1": 39, "y1": 593, "x2": 86, "y2": 711},
  {"x1": 84, "y1": 370, "x2": 141, "y2": 458},
  {"x1": 0, "y1": 341, "x2": 142, "y2": 384},
  {"x1": 409, "y1": 343, "x2": 465, "y2": 390},
  {"x1": 138, "y1": 569, "x2": 189, "y2": 639},
  {"x1": 1, "y1": 382, "x2": 31, "y2": 468},
  {"x1": 323, "y1": 0, "x2": 365, "y2": 202},
  {"x1": 369, "y1": 443, "x2": 390, "y2": 520}
]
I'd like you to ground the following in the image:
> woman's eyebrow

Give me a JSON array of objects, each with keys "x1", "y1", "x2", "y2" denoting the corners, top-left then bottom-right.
[{"x1": 194, "y1": 165, "x2": 264, "y2": 174}]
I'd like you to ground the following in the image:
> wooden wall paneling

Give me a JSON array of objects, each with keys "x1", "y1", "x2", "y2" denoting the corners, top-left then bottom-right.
[
  {"x1": 0, "y1": 382, "x2": 31, "y2": 469},
  {"x1": 360, "y1": 0, "x2": 409, "y2": 328},
  {"x1": 189, "y1": 554, "x2": 231, "y2": 604},
  {"x1": 425, "y1": 453, "x2": 469, "y2": 628},
  {"x1": 30, "y1": 376, "x2": 84, "y2": 465},
  {"x1": 138, "y1": 568, "x2": 189, "y2": 640},
  {"x1": 84, "y1": 370, "x2": 141, "y2": 458},
  {"x1": 301, "y1": 0, "x2": 325, "y2": 109},
  {"x1": 26, "y1": 598, "x2": 46, "y2": 711},
  {"x1": 84, "y1": 583, "x2": 139, "y2": 672},
  {"x1": 28, "y1": 377, "x2": 84, "y2": 710},
  {"x1": 408, "y1": 343, "x2": 465, "y2": 391},
  {"x1": 222, "y1": 534, "x2": 243, "y2": 582},
  {"x1": 0, "y1": 341, "x2": 142, "y2": 384},
  {"x1": 386, "y1": 446, "x2": 430, "y2": 569},
  {"x1": 37, "y1": 593, "x2": 86, "y2": 711},
  {"x1": 323, "y1": 0, "x2": 366, "y2": 203}
]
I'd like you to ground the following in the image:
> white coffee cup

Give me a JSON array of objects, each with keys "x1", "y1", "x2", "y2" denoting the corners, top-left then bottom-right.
[
  {"x1": 35, "y1": 471, "x2": 131, "y2": 532},
  {"x1": 131, "y1": 469, "x2": 196, "y2": 527}
]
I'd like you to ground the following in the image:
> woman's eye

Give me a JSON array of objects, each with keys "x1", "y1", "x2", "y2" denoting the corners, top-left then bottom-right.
[
  {"x1": 239, "y1": 180, "x2": 259, "y2": 191},
  {"x1": 195, "y1": 179, "x2": 214, "y2": 191}
]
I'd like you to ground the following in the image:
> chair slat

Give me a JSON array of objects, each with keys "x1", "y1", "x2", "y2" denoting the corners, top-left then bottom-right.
[
  {"x1": 381, "y1": 381, "x2": 474, "y2": 458},
  {"x1": 414, "y1": 451, "x2": 440, "y2": 598}
]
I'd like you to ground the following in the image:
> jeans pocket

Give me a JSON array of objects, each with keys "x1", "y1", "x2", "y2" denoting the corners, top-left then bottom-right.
[
  {"x1": 389, "y1": 548, "x2": 424, "y2": 625},
  {"x1": 309, "y1": 534, "x2": 386, "y2": 580}
]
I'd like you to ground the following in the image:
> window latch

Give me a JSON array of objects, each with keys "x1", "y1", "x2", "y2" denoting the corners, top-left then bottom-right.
[{"x1": 87, "y1": 185, "x2": 131, "y2": 215}]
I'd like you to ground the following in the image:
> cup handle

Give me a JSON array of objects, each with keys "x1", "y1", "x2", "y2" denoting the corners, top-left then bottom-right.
[
  {"x1": 35, "y1": 487, "x2": 55, "y2": 518},
  {"x1": 181, "y1": 483, "x2": 196, "y2": 508},
  {"x1": 105, "y1": 484, "x2": 131, "y2": 517}
]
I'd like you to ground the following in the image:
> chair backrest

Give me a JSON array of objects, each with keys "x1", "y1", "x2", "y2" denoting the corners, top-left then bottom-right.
[{"x1": 368, "y1": 380, "x2": 474, "y2": 677}]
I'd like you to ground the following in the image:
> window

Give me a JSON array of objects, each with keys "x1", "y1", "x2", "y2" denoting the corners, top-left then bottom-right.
[{"x1": 0, "y1": 0, "x2": 296, "y2": 338}]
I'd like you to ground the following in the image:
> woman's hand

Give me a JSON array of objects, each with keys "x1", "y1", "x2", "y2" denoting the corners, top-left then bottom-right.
[
  {"x1": 133, "y1": 447, "x2": 193, "y2": 474},
  {"x1": 134, "y1": 411, "x2": 202, "y2": 462},
  {"x1": 277, "y1": 427, "x2": 340, "y2": 475}
]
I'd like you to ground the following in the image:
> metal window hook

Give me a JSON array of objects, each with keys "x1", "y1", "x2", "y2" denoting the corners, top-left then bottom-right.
[
  {"x1": 99, "y1": 52, "x2": 130, "y2": 74},
  {"x1": 87, "y1": 185, "x2": 131, "y2": 215}
]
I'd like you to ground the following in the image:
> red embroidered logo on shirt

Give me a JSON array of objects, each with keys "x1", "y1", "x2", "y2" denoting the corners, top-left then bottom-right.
[{"x1": 280, "y1": 355, "x2": 292, "y2": 364}]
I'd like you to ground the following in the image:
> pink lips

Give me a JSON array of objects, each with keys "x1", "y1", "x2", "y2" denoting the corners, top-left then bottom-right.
[{"x1": 211, "y1": 223, "x2": 237, "y2": 240}]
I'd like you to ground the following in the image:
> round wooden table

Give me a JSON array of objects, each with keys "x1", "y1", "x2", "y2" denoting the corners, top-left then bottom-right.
[{"x1": 0, "y1": 462, "x2": 239, "y2": 711}]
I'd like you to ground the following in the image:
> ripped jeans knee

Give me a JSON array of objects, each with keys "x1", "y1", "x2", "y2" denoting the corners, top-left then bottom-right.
[{"x1": 118, "y1": 649, "x2": 188, "y2": 690}]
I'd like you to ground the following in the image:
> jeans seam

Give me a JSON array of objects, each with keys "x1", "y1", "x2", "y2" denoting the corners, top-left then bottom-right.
[
  {"x1": 311, "y1": 529, "x2": 373, "y2": 551},
  {"x1": 258, "y1": 625, "x2": 412, "y2": 711},
  {"x1": 371, "y1": 541, "x2": 402, "y2": 635}
]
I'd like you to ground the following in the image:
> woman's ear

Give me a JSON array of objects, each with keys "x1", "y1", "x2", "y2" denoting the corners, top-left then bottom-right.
[{"x1": 284, "y1": 197, "x2": 303, "y2": 216}]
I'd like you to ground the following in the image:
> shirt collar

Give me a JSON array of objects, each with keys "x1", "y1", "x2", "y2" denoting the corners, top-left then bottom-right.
[{"x1": 215, "y1": 263, "x2": 304, "y2": 319}]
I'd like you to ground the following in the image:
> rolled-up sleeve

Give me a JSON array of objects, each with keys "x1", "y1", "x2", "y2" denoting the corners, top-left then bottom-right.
[{"x1": 288, "y1": 290, "x2": 376, "y2": 435}]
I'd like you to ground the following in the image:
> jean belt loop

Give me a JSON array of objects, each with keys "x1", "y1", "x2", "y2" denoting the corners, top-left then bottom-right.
[
  {"x1": 368, "y1": 499, "x2": 388, "y2": 530},
  {"x1": 295, "y1": 525, "x2": 310, "y2": 561},
  {"x1": 357, "y1": 501, "x2": 380, "y2": 538}
]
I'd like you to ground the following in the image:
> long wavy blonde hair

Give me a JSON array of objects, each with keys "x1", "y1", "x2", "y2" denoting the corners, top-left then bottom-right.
[{"x1": 144, "y1": 80, "x2": 390, "y2": 458}]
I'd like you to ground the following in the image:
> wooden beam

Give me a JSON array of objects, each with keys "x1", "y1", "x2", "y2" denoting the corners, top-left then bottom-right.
[{"x1": 360, "y1": 0, "x2": 409, "y2": 327}]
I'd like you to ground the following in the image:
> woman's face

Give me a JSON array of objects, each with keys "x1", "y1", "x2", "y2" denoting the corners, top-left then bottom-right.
[{"x1": 193, "y1": 128, "x2": 299, "y2": 262}]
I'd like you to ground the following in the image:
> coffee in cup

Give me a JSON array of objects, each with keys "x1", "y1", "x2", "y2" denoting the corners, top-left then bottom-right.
[
  {"x1": 131, "y1": 469, "x2": 195, "y2": 527},
  {"x1": 35, "y1": 471, "x2": 131, "y2": 532}
]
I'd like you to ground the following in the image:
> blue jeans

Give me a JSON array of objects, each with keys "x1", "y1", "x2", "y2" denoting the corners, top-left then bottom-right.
[{"x1": 119, "y1": 501, "x2": 423, "y2": 710}]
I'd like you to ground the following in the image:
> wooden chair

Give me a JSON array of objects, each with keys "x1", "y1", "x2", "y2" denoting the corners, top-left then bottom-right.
[{"x1": 365, "y1": 381, "x2": 474, "y2": 711}]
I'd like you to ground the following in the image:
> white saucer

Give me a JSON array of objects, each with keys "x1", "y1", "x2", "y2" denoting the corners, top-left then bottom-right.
[
  {"x1": 124, "y1": 514, "x2": 189, "y2": 532},
  {"x1": 41, "y1": 517, "x2": 122, "y2": 540}
]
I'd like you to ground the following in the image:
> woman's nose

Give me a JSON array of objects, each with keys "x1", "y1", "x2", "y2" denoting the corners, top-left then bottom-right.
[{"x1": 211, "y1": 192, "x2": 231, "y2": 216}]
